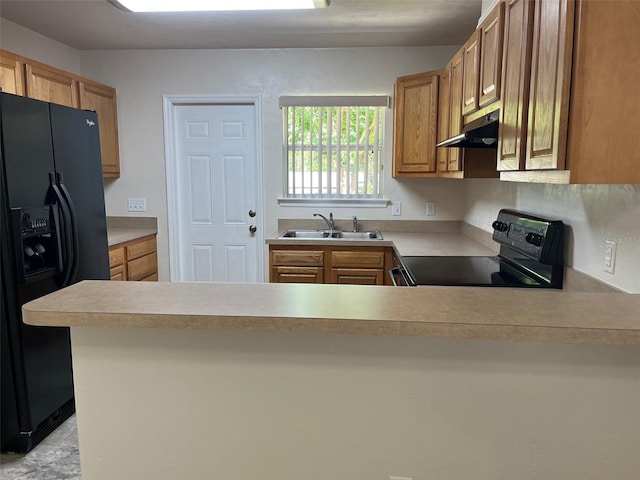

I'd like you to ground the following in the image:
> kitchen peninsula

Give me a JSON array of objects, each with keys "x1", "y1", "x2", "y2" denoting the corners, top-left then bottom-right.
[{"x1": 22, "y1": 281, "x2": 640, "y2": 480}]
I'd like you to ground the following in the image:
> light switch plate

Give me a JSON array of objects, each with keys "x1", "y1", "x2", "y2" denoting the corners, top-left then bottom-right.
[
  {"x1": 391, "y1": 201, "x2": 402, "y2": 216},
  {"x1": 604, "y1": 240, "x2": 616, "y2": 274},
  {"x1": 426, "y1": 202, "x2": 436, "y2": 216}
]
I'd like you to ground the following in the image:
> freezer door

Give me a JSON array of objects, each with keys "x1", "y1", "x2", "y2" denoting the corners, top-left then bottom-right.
[
  {"x1": 0, "y1": 93, "x2": 55, "y2": 209},
  {"x1": 49, "y1": 103, "x2": 109, "y2": 282}
]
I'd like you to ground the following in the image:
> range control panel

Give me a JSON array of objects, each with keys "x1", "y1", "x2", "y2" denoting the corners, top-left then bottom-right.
[{"x1": 492, "y1": 209, "x2": 564, "y2": 264}]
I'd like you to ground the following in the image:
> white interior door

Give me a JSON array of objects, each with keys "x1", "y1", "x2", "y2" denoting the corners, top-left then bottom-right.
[{"x1": 172, "y1": 103, "x2": 260, "y2": 282}]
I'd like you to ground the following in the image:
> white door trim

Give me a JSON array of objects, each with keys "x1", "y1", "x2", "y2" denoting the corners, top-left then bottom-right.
[{"x1": 163, "y1": 94, "x2": 264, "y2": 282}]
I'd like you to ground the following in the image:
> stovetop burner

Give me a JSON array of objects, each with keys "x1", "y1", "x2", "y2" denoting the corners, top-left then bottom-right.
[{"x1": 395, "y1": 210, "x2": 564, "y2": 288}]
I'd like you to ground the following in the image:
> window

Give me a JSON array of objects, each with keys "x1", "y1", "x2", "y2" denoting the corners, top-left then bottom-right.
[{"x1": 280, "y1": 96, "x2": 389, "y2": 201}]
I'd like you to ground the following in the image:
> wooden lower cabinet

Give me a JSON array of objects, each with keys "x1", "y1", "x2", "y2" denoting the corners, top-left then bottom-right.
[
  {"x1": 108, "y1": 245, "x2": 126, "y2": 280},
  {"x1": 109, "y1": 234, "x2": 158, "y2": 282},
  {"x1": 330, "y1": 250, "x2": 385, "y2": 285},
  {"x1": 270, "y1": 249, "x2": 324, "y2": 284},
  {"x1": 270, "y1": 245, "x2": 392, "y2": 286}
]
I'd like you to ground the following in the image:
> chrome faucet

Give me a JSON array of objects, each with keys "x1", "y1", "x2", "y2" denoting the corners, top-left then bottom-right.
[
  {"x1": 313, "y1": 212, "x2": 335, "y2": 235},
  {"x1": 352, "y1": 216, "x2": 358, "y2": 232}
]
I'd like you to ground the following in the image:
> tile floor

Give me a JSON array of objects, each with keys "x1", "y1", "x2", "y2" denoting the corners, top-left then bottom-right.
[{"x1": 0, "y1": 415, "x2": 81, "y2": 479}]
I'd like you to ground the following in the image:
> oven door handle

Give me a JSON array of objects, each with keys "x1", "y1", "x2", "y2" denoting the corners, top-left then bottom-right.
[{"x1": 389, "y1": 266, "x2": 412, "y2": 287}]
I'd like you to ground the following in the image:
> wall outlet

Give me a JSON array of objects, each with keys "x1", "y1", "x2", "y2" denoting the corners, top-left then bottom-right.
[
  {"x1": 604, "y1": 240, "x2": 617, "y2": 274},
  {"x1": 426, "y1": 201, "x2": 436, "y2": 216},
  {"x1": 391, "y1": 201, "x2": 402, "y2": 216},
  {"x1": 128, "y1": 198, "x2": 147, "y2": 212}
]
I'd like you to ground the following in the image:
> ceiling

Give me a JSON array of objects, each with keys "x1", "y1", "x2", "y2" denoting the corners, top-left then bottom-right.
[{"x1": 0, "y1": 0, "x2": 482, "y2": 50}]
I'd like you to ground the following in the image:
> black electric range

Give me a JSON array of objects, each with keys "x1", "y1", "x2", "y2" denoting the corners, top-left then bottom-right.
[{"x1": 392, "y1": 209, "x2": 565, "y2": 288}]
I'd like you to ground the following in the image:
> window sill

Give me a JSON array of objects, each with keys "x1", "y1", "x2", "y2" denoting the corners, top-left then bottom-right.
[{"x1": 277, "y1": 197, "x2": 390, "y2": 208}]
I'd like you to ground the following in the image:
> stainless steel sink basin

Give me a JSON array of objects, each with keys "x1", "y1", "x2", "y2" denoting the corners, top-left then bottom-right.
[{"x1": 278, "y1": 230, "x2": 383, "y2": 240}]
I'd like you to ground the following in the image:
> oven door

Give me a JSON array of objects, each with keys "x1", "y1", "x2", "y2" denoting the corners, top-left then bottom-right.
[{"x1": 388, "y1": 264, "x2": 415, "y2": 287}]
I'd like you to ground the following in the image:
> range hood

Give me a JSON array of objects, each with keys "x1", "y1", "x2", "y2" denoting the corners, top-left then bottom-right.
[{"x1": 436, "y1": 110, "x2": 499, "y2": 148}]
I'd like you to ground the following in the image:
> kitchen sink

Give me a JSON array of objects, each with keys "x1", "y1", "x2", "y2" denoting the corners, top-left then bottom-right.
[{"x1": 278, "y1": 230, "x2": 383, "y2": 240}]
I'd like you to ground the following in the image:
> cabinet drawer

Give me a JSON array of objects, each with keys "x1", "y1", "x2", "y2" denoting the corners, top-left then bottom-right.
[
  {"x1": 126, "y1": 236, "x2": 157, "y2": 260},
  {"x1": 110, "y1": 264, "x2": 126, "y2": 281},
  {"x1": 331, "y1": 250, "x2": 385, "y2": 269},
  {"x1": 272, "y1": 266, "x2": 324, "y2": 284},
  {"x1": 127, "y1": 252, "x2": 157, "y2": 281},
  {"x1": 271, "y1": 250, "x2": 324, "y2": 266},
  {"x1": 331, "y1": 268, "x2": 384, "y2": 285},
  {"x1": 108, "y1": 246, "x2": 125, "y2": 268}
]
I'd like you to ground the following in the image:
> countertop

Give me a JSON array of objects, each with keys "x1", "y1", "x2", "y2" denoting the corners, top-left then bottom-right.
[
  {"x1": 22, "y1": 280, "x2": 640, "y2": 345},
  {"x1": 106, "y1": 216, "x2": 157, "y2": 247}
]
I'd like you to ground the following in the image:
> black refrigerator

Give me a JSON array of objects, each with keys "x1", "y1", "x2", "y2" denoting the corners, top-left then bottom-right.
[{"x1": 0, "y1": 92, "x2": 110, "y2": 452}]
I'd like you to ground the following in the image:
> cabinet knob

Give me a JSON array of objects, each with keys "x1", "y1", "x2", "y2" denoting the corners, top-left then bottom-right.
[
  {"x1": 249, "y1": 209, "x2": 256, "y2": 218},
  {"x1": 249, "y1": 225, "x2": 257, "y2": 233}
]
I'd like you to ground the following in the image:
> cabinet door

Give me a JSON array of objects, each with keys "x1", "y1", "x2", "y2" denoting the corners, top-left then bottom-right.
[
  {"x1": 331, "y1": 268, "x2": 384, "y2": 285},
  {"x1": 566, "y1": 0, "x2": 640, "y2": 184},
  {"x1": 448, "y1": 48, "x2": 465, "y2": 172},
  {"x1": 272, "y1": 266, "x2": 324, "y2": 284},
  {"x1": 436, "y1": 64, "x2": 451, "y2": 173},
  {"x1": 525, "y1": 0, "x2": 575, "y2": 170},
  {"x1": 110, "y1": 264, "x2": 126, "y2": 281},
  {"x1": 498, "y1": 0, "x2": 534, "y2": 172},
  {"x1": 461, "y1": 30, "x2": 481, "y2": 116},
  {"x1": 393, "y1": 71, "x2": 439, "y2": 177},
  {"x1": 78, "y1": 80, "x2": 121, "y2": 178},
  {"x1": 108, "y1": 246, "x2": 125, "y2": 268},
  {"x1": 0, "y1": 50, "x2": 25, "y2": 95},
  {"x1": 25, "y1": 62, "x2": 77, "y2": 108},
  {"x1": 478, "y1": 2, "x2": 505, "y2": 108}
]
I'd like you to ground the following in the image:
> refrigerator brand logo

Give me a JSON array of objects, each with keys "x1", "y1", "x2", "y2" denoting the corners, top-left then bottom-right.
[{"x1": 85, "y1": 119, "x2": 95, "y2": 127}]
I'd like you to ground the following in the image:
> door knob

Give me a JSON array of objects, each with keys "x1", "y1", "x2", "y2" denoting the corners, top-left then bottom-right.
[
  {"x1": 249, "y1": 225, "x2": 257, "y2": 233},
  {"x1": 248, "y1": 209, "x2": 256, "y2": 218}
]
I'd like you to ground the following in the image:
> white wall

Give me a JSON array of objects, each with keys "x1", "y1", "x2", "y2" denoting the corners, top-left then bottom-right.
[
  {"x1": 72, "y1": 327, "x2": 640, "y2": 480},
  {"x1": 0, "y1": 18, "x2": 81, "y2": 74},
  {"x1": 77, "y1": 46, "x2": 463, "y2": 280}
]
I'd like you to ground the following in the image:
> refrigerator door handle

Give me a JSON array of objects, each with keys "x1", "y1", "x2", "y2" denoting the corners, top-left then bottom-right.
[
  {"x1": 48, "y1": 173, "x2": 74, "y2": 287},
  {"x1": 56, "y1": 172, "x2": 80, "y2": 285}
]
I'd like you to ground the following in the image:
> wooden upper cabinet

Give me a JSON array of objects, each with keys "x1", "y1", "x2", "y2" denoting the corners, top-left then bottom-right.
[
  {"x1": 25, "y1": 61, "x2": 78, "y2": 108},
  {"x1": 78, "y1": 80, "x2": 121, "y2": 178},
  {"x1": 478, "y1": 2, "x2": 505, "y2": 108},
  {"x1": 461, "y1": 29, "x2": 481, "y2": 116},
  {"x1": 393, "y1": 70, "x2": 439, "y2": 177},
  {"x1": 436, "y1": 63, "x2": 451, "y2": 173},
  {"x1": 437, "y1": 48, "x2": 464, "y2": 174},
  {"x1": 525, "y1": 0, "x2": 575, "y2": 171},
  {"x1": 565, "y1": 0, "x2": 640, "y2": 184},
  {"x1": 497, "y1": 0, "x2": 534, "y2": 172},
  {"x1": 447, "y1": 48, "x2": 464, "y2": 172},
  {"x1": 0, "y1": 50, "x2": 25, "y2": 96}
]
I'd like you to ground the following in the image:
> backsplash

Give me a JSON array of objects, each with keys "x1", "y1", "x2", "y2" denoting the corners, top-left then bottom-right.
[{"x1": 276, "y1": 219, "x2": 461, "y2": 235}]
